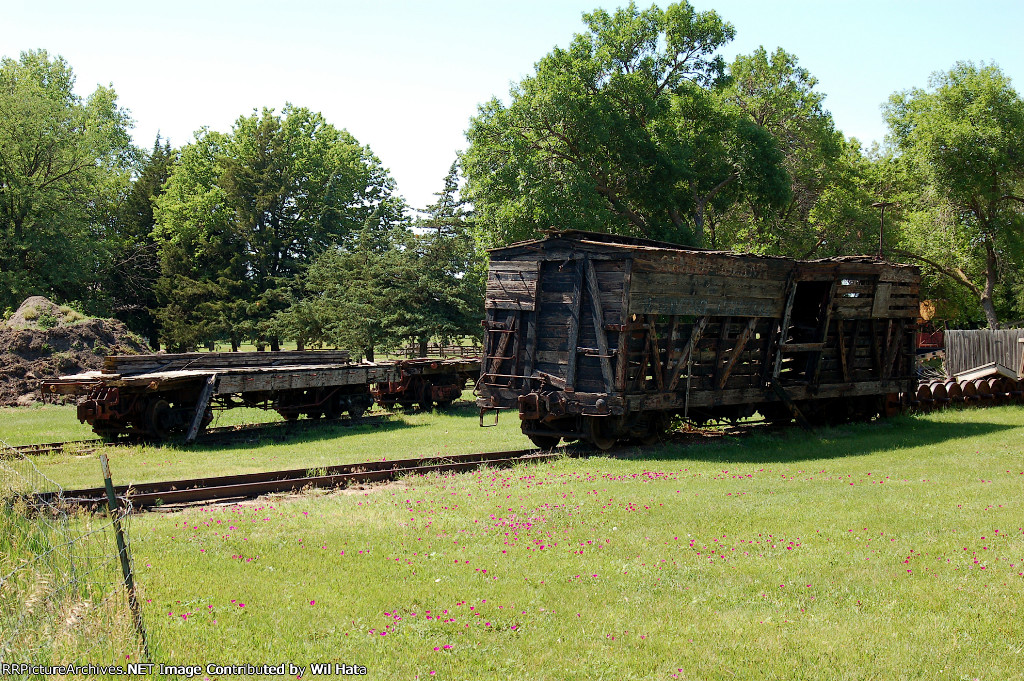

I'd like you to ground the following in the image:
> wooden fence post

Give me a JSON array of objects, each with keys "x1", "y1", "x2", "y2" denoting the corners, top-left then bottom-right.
[{"x1": 100, "y1": 453, "x2": 151, "y2": 661}]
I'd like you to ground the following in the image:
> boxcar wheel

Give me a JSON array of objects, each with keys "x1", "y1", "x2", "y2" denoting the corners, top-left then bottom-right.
[
  {"x1": 637, "y1": 412, "x2": 670, "y2": 445},
  {"x1": 527, "y1": 434, "x2": 560, "y2": 450},
  {"x1": 585, "y1": 416, "x2": 618, "y2": 451}
]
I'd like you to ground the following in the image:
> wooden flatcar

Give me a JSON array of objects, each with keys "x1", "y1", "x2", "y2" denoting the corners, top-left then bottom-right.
[
  {"x1": 476, "y1": 231, "x2": 920, "y2": 449},
  {"x1": 43, "y1": 351, "x2": 479, "y2": 441}
]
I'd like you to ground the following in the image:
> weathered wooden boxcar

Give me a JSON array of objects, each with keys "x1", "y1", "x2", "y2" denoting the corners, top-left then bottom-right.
[{"x1": 476, "y1": 231, "x2": 920, "y2": 449}]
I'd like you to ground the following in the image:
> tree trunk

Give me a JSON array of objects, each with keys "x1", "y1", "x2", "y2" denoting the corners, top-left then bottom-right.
[
  {"x1": 364, "y1": 346, "x2": 375, "y2": 362},
  {"x1": 270, "y1": 337, "x2": 281, "y2": 352},
  {"x1": 296, "y1": 337, "x2": 305, "y2": 351},
  {"x1": 982, "y1": 242, "x2": 1000, "y2": 329},
  {"x1": 418, "y1": 337, "x2": 428, "y2": 358}
]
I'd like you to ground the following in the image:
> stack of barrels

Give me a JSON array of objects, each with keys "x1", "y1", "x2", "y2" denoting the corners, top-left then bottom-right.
[{"x1": 909, "y1": 377, "x2": 1024, "y2": 412}]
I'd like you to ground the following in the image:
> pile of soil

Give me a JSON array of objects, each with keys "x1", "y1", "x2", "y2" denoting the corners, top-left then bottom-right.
[{"x1": 1, "y1": 297, "x2": 151, "y2": 407}]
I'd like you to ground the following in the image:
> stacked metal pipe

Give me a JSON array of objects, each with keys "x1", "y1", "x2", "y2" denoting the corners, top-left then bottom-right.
[{"x1": 908, "y1": 377, "x2": 1024, "y2": 412}]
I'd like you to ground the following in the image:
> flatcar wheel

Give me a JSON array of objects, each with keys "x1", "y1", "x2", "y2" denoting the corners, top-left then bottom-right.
[
  {"x1": 418, "y1": 384, "x2": 433, "y2": 412},
  {"x1": 349, "y1": 405, "x2": 366, "y2": 419},
  {"x1": 145, "y1": 398, "x2": 175, "y2": 439},
  {"x1": 585, "y1": 416, "x2": 618, "y2": 451},
  {"x1": 324, "y1": 396, "x2": 344, "y2": 420}
]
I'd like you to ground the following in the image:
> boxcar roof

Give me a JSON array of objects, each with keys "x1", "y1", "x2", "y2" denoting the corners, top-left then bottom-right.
[{"x1": 491, "y1": 230, "x2": 917, "y2": 271}]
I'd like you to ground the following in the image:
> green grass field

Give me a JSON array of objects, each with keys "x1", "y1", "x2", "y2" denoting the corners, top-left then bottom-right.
[{"x1": 2, "y1": 404, "x2": 1023, "y2": 679}]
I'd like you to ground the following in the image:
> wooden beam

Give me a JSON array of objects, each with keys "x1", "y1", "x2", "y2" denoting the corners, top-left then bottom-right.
[
  {"x1": 717, "y1": 317, "x2": 758, "y2": 390},
  {"x1": 487, "y1": 312, "x2": 517, "y2": 378},
  {"x1": 615, "y1": 260, "x2": 633, "y2": 392},
  {"x1": 836, "y1": 318, "x2": 850, "y2": 382},
  {"x1": 769, "y1": 381, "x2": 812, "y2": 431},
  {"x1": 584, "y1": 258, "x2": 615, "y2": 392},
  {"x1": 713, "y1": 316, "x2": 734, "y2": 388},
  {"x1": 524, "y1": 310, "x2": 537, "y2": 379},
  {"x1": 847, "y1": 319, "x2": 861, "y2": 376},
  {"x1": 870, "y1": 319, "x2": 882, "y2": 373},
  {"x1": 666, "y1": 316, "x2": 709, "y2": 391},
  {"x1": 663, "y1": 314, "x2": 681, "y2": 389},
  {"x1": 883, "y1": 319, "x2": 903, "y2": 378},
  {"x1": 647, "y1": 314, "x2": 666, "y2": 392},
  {"x1": 772, "y1": 274, "x2": 799, "y2": 380},
  {"x1": 185, "y1": 375, "x2": 217, "y2": 444},
  {"x1": 810, "y1": 280, "x2": 838, "y2": 385},
  {"x1": 565, "y1": 259, "x2": 584, "y2": 391}
]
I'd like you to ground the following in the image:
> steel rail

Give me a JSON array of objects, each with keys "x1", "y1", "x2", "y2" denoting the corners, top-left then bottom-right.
[{"x1": 30, "y1": 447, "x2": 558, "y2": 511}]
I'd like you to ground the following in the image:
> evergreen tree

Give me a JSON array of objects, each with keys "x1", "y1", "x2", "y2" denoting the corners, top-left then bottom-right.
[{"x1": 104, "y1": 135, "x2": 176, "y2": 347}]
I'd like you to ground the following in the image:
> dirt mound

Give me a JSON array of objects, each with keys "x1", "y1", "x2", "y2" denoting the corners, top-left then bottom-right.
[
  {"x1": 1, "y1": 297, "x2": 151, "y2": 407},
  {"x1": 7, "y1": 296, "x2": 89, "y2": 329}
]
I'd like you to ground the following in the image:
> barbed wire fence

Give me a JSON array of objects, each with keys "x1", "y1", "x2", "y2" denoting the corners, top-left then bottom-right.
[{"x1": 0, "y1": 441, "x2": 150, "y2": 675}]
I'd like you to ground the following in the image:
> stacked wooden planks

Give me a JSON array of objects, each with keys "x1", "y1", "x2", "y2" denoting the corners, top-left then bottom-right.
[{"x1": 102, "y1": 350, "x2": 352, "y2": 375}]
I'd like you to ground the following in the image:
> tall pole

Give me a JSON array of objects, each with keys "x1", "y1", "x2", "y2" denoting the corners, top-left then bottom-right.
[{"x1": 871, "y1": 201, "x2": 895, "y2": 260}]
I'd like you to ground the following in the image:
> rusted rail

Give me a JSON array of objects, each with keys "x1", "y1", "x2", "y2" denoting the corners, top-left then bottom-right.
[{"x1": 27, "y1": 448, "x2": 561, "y2": 511}]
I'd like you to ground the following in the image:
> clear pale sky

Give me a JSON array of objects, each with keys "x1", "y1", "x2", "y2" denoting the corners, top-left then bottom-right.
[{"x1": 4, "y1": 1, "x2": 1022, "y2": 211}]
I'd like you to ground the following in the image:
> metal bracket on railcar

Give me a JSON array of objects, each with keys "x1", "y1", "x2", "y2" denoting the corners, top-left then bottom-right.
[{"x1": 479, "y1": 406, "x2": 503, "y2": 427}]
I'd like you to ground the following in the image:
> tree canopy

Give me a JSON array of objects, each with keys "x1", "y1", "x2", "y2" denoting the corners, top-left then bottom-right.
[
  {"x1": 153, "y1": 105, "x2": 402, "y2": 350},
  {"x1": 462, "y1": 1, "x2": 790, "y2": 247},
  {"x1": 0, "y1": 49, "x2": 134, "y2": 311},
  {"x1": 885, "y1": 61, "x2": 1024, "y2": 328},
  {"x1": 713, "y1": 47, "x2": 875, "y2": 257}
]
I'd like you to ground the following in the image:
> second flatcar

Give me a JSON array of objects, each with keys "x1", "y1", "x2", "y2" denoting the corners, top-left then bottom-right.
[{"x1": 43, "y1": 351, "x2": 479, "y2": 441}]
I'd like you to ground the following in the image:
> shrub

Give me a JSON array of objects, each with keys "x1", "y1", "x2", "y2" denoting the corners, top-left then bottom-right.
[{"x1": 37, "y1": 312, "x2": 58, "y2": 329}]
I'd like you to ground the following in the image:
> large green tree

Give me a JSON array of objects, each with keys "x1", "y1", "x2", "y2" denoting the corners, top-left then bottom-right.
[
  {"x1": 714, "y1": 47, "x2": 876, "y2": 257},
  {"x1": 400, "y1": 161, "x2": 485, "y2": 351},
  {"x1": 462, "y1": 2, "x2": 789, "y2": 247},
  {"x1": 153, "y1": 106, "x2": 401, "y2": 350},
  {"x1": 0, "y1": 50, "x2": 134, "y2": 311},
  {"x1": 885, "y1": 62, "x2": 1024, "y2": 328},
  {"x1": 275, "y1": 164, "x2": 485, "y2": 359}
]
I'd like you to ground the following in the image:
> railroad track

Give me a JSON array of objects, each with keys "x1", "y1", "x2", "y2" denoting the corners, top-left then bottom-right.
[{"x1": 29, "y1": 447, "x2": 560, "y2": 511}]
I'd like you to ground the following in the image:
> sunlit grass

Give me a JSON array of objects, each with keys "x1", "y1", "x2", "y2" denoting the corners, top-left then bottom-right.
[
  {"x1": 0, "y1": 395, "x2": 531, "y2": 489},
  {"x1": 127, "y1": 406, "x2": 1024, "y2": 680},
  {"x1": 4, "y1": 402, "x2": 1023, "y2": 678}
]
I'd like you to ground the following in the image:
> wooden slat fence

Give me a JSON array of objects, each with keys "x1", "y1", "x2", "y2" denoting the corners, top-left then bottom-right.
[
  {"x1": 944, "y1": 329, "x2": 1024, "y2": 376},
  {"x1": 398, "y1": 344, "x2": 483, "y2": 359}
]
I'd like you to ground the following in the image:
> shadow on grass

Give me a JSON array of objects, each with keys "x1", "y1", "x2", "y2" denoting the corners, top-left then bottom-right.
[
  {"x1": 642, "y1": 415, "x2": 1017, "y2": 465},
  {"x1": 174, "y1": 413, "x2": 423, "y2": 454}
]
